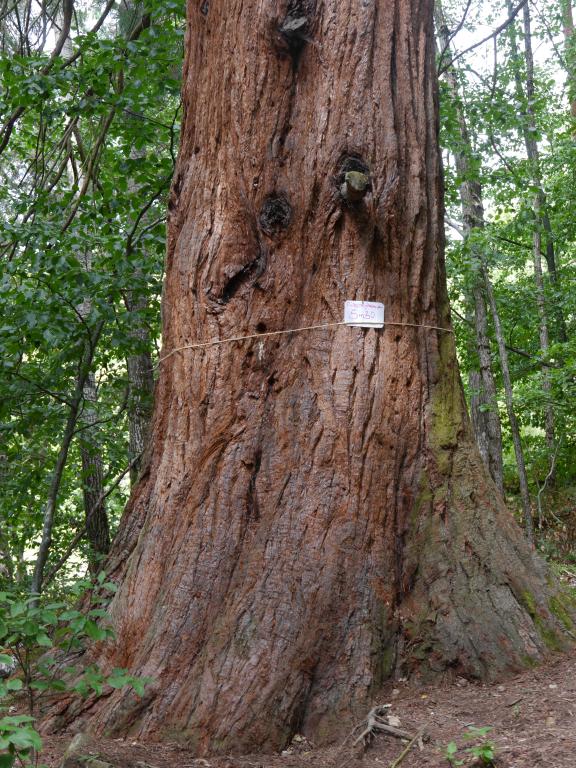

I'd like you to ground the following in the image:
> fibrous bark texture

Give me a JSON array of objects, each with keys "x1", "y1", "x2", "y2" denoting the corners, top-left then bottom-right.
[{"x1": 59, "y1": 0, "x2": 573, "y2": 755}]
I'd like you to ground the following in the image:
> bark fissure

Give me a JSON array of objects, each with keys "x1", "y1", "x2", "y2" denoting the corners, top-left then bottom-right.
[{"x1": 219, "y1": 249, "x2": 267, "y2": 304}]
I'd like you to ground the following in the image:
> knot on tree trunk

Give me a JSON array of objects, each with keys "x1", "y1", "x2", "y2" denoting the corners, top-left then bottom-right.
[
  {"x1": 259, "y1": 194, "x2": 292, "y2": 237},
  {"x1": 337, "y1": 156, "x2": 372, "y2": 205},
  {"x1": 274, "y1": 0, "x2": 315, "y2": 62}
]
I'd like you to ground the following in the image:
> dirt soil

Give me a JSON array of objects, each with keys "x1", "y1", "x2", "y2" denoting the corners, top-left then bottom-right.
[{"x1": 39, "y1": 648, "x2": 576, "y2": 768}]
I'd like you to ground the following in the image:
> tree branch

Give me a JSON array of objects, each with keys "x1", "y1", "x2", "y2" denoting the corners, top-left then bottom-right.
[
  {"x1": 451, "y1": 305, "x2": 560, "y2": 368},
  {"x1": 436, "y1": 0, "x2": 474, "y2": 72},
  {"x1": 0, "y1": 0, "x2": 73, "y2": 156},
  {"x1": 439, "y1": 0, "x2": 529, "y2": 74}
]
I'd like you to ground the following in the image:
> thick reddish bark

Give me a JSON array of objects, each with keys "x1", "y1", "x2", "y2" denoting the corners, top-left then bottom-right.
[{"x1": 54, "y1": 0, "x2": 574, "y2": 755}]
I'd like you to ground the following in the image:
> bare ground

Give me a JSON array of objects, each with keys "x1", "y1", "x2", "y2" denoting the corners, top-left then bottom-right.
[{"x1": 39, "y1": 647, "x2": 576, "y2": 768}]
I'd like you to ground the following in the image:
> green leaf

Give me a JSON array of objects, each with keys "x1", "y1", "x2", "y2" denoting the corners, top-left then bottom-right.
[
  {"x1": 106, "y1": 673, "x2": 129, "y2": 689},
  {"x1": 0, "y1": 716, "x2": 35, "y2": 726},
  {"x1": 84, "y1": 620, "x2": 107, "y2": 641},
  {"x1": 35, "y1": 632, "x2": 52, "y2": 647},
  {"x1": 59, "y1": 610, "x2": 82, "y2": 621},
  {"x1": 446, "y1": 742, "x2": 458, "y2": 756},
  {"x1": 30, "y1": 679, "x2": 66, "y2": 692},
  {"x1": 131, "y1": 678, "x2": 147, "y2": 697},
  {"x1": 6, "y1": 727, "x2": 42, "y2": 751}
]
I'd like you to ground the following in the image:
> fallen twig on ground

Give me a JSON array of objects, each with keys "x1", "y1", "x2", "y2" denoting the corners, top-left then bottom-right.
[
  {"x1": 386, "y1": 726, "x2": 427, "y2": 768},
  {"x1": 352, "y1": 705, "x2": 415, "y2": 748}
]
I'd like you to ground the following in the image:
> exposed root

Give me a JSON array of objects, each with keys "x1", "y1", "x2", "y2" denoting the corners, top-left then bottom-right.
[{"x1": 352, "y1": 705, "x2": 415, "y2": 749}]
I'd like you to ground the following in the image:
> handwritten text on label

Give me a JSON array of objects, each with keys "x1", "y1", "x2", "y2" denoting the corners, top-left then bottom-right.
[{"x1": 344, "y1": 300, "x2": 385, "y2": 328}]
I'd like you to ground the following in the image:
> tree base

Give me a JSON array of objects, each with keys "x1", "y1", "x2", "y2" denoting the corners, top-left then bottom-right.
[{"x1": 43, "y1": 444, "x2": 575, "y2": 756}]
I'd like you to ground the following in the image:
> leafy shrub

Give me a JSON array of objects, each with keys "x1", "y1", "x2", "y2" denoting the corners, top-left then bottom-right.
[{"x1": 0, "y1": 574, "x2": 150, "y2": 766}]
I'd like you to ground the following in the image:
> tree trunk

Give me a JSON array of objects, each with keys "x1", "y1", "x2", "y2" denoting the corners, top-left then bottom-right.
[
  {"x1": 521, "y1": 8, "x2": 566, "y2": 344},
  {"x1": 509, "y1": 2, "x2": 567, "y2": 344},
  {"x1": 506, "y1": 1, "x2": 559, "y2": 473},
  {"x1": 125, "y1": 313, "x2": 154, "y2": 486},
  {"x1": 435, "y1": 7, "x2": 504, "y2": 494},
  {"x1": 481, "y1": 265, "x2": 534, "y2": 541},
  {"x1": 78, "y1": 368, "x2": 111, "y2": 562},
  {"x1": 519, "y1": 3, "x2": 558, "y2": 463},
  {"x1": 125, "y1": 146, "x2": 155, "y2": 486},
  {"x1": 30, "y1": 319, "x2": 105, "y2": 596},
  {"x1": 0, "y1": 518, "x2": 14, "y2": 583},
  {"x1": 74, "y1": 236, "x2": 110, "y2": 562},
  {"x1": 468, "y1": 285, "x2": 504, "y2": 493},
  {"x1": 56, "y1": 0, "x2": 573, "y2": 754},
  {"x1": 561, "y1": 0, "x2": 576, "y2": 126},
  {"x1": 65, "y1": 16, "x2": 110, "y2": 563}
]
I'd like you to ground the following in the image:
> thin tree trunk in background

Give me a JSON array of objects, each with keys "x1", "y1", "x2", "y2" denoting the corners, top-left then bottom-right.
[
  {"x1": 435, "y1": 6, "x2": 504, "y2": 494},
  {"x1": 0, "y1": 520, "x2": 14, "y2": 583},
  {"x1": 79, "y1": 372, "x2": 111, "y2": 561},
  {"x1": 469, "y1": 287, "x2": 504, "y2": 493},
  {"x1": 509, "y1": 1, "x2": 567, "y2": 343},
  {"x1": 482, "y1": 265, "x2": 534, "y2": 541},
  {"x1": 561, "y1": 0, "x2": 576, "y2": 125},
  {"x1": 125, "y1": 145, "x2": 155, "y2": 486},
  {"x1": 520, "y1": 9, "x2": 566, "y2": 342},
  {"x1": 53, "y1": 0, "x2": 572, "y2": 752},
  {"x1": 125, "y1": 289, "x2": 154, "y2": 485},
  {"x1": 31, "y1": 392, "x2": 84, "y2": 596},
  {"x1": 30, "y1": 320, "x2": 105, "y2": 596},
  {"x1": 71, "y1": 141, "x2": 110, "y2": 562},
  {"x1": 507, "y1": 0, "x2": 558, "y2": 475},
  {"x1": 30, "y1": 14, "x2": 110, "y2": 591},
  {"x1": 76, "y1": 295, "x2": 111, "y2": 562},
  {"x1": 0, "y1": 457, "x2": 13, "y2": 582},
  {"x1": 520, "y1": 3, "x2": 558, "y2": 462}
]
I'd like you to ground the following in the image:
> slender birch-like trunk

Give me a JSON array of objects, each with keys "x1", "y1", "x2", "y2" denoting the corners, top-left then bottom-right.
[
  {"x1": 507, "y1": 1, "x2": 558, "y2": 474},
  {"x1": 30, "y1": 320, "x2": 105, "y2": 596},
  {"x1": 125, "y1": 146, "x2": 154, "y2": 486},
  {"x1": 482, "y1": 266, "x2": 534, "y2": 540},
  {"x1": 125, "y1": 289, "x2": 154, "y2": 485},
  {"x1": 65, "y1": 23, "x2": 110, "y2": 562},
  {"x1": 435, "y1": 6, "x2": 504, "y2": 493},
  {"x1": 30, "y1": 11, "x2": 109, "y2": 593},
  {"x1": 561, "y1": 0, "x2": 576, "y2": 125},
  {"x1": 76, "y1": 283, "x2": 111, "y2": 563}
]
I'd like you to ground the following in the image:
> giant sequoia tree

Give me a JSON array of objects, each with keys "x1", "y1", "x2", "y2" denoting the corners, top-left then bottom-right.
[{"x1": 60, "y1": 0, "x2": 574, "y2": 755}]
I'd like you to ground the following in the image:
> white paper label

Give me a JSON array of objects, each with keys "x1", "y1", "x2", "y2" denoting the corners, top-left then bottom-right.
[{"x1": 344, "y1": 300, "x2": 385, "y2": 328}]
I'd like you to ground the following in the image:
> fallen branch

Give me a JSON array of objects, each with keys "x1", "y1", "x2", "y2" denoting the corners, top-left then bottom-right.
[
  {"x1": 387, "y1": 726, "x2": 427, "y2": 768},
  {"x1": 352, "y1": 705, "x2": 414, "y2": 748}
]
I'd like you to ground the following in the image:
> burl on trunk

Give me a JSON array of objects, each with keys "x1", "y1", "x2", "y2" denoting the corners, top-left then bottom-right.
[{"x1": 60, "y1": 0, "x2": 574, "y2": 755}]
